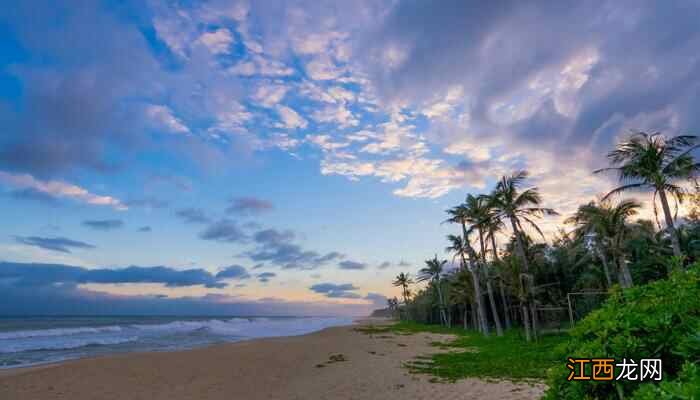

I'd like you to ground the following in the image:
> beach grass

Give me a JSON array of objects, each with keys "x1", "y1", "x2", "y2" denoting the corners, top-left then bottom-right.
[{"x1": 359, "y1": 321, "x2": 567, "y2": 382}]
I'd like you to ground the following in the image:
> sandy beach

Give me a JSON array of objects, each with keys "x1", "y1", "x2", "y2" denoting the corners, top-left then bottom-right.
[{"x1": 0, "y1": 320, "x2": 545, "y2": 400}]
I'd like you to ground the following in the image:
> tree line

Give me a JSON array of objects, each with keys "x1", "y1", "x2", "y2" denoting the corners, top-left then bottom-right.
[{"x1": 388, "y1": 132, "x2": 700, "y2": 341}]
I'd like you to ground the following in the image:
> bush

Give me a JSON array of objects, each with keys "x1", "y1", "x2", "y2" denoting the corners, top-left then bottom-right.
[{"x1": 544, "y1": 265, "x2": 700, "y2": 399}]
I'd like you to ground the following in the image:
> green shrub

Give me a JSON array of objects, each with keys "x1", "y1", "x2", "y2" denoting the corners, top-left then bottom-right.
[{"x1": 544, "y1": 265, "x2": 700, "y2": 399}]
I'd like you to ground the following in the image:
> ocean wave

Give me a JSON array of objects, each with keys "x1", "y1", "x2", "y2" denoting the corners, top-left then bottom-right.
[
  {"x1": 0, "y1": 325, "x2": 123, "y2": 340},
  {"x1": 1, "y1": 336, "x2": 138, "y2": 353}
]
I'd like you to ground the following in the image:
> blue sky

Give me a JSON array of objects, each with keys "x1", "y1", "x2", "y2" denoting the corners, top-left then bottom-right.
[{"x1": 1, "y1": 0, "x2": 700, "y2": 316}]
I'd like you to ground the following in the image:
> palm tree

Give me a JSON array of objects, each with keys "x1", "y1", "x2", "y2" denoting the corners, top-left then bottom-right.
[
  {"x1": 446, "y1": 233, "x2": 490, "y2": 335},
  {"x1": 450, "y1": 268, "x2": 476, "y2": 330},
  {"x1": 392, "y1": 272, "x2": 413, "y2": 319},
  {"x1": 417, "y1": 256, "x2": 449, "y2": 327},
  {"x1": 491, "y1": 171, "x2": 558, "y2": 341},
  {"x1": 595, "y1": 132, "x2": 700, "y2": 258},
  {"x1": 462, "y1": 194, "x2": 504, "y2": 336},
  {"x1": 482, "y1": 194, "x2": 512, "y2": 329},
  {"x1": 567, "y1": 199, "x2": 642, "y2": 288}
]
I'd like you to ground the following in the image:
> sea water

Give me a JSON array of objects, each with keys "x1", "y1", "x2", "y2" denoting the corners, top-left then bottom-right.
[{"x1": 0, "y1": 316, "x2": 354, "y2": 368}]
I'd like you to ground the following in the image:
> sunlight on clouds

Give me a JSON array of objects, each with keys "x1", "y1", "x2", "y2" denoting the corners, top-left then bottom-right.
[{"x1": 0, "y1": 172, "x2": 126, "y2": 210}]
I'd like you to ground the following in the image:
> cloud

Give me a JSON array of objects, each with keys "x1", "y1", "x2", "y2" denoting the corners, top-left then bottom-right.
[
  {"x1": 175, "y1": 208, "x2": 211, "y2": 224},
  {"x1": 215, "y1": 265, "x2": 251, "y2": 280},
  {"x1": 256, "y1": 272, "x2": 276, "y2": 283},
  {"x1": 146, "y1": 104, "x2": 190, "y2": 134},
  {"x1": 226, "y1": 197, "x2": 274, "y2": 215},
  {"x1": 199, "y1": 219, "x2": 247, "y2": 242},
  {"x1": 197, "y1": 28, "x2": 234, "y2": 54},
  {"x1": 252, "y1": 84, "x2": 288, "y2": 108},
  {"x1": 310, "y1": 282, "x2": 361, "y2": 299},
  {"x1": 82, "y1": 219, "x2": 124, "y2": 231},
  {"x1": 0, "y1": 172, "x2": 126, "y2": 210},
  {"x1": 137, "y1": 226, "x2": 152, "y2": 232},
  {"x1": 243, "y1": 228, "x2": 344, "y2": 270},
  {"x1": 0, "y1": 261, "x2": 226, "y2": 289},
  {"x1": 14, "y1": 236, "x2": 95, "y2": 253},
  {"x1": 377, "y1": 261, "x2": 392, "y2": 269},
  {"x1": 276, "y1": 105, "x2": 308, "y2": 129},
  {"x1": 0, "y1": 1, "x2": 161, "y2": 176},
  {"x1": 338, "y1": 260, "x2": 367, "y2": 270},
  {"x1": 7, "y1": 188, "x2": 61, "y2": 205}
]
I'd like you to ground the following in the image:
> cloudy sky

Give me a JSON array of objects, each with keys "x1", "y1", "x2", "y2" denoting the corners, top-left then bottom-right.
[{"x1": 1, "y1": 0, "x2": 700, "y2": 316}]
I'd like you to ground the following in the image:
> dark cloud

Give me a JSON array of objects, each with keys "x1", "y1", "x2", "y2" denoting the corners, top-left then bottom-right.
[
  {"x1": 82, "y1": 219, "x2": 124, "y2": 231},
  {"x1": 175, "y1": 208, "x2": 211, "y2": 224},
  {"x1": 243, "y1": 229, "x2": 344, "y2": 270},
  {"x1": 256, "y1": 272, "x2": 276, "y2": 283},
  {"x1": 215, "y1": 265, "x2": 250, "y2": 280},
  {"x1": 199, "y1": 219, "x2": 247, "y2": 242},
  {"x1": 226, "y1": 197, "x2": 273, "y2": 215},
  {"x1": 0, "y1": 1, "x2": 161, "y2": 177},
  {"x1": 361, "y1": 0, "x2": 700, "y2": 166},
  {"x1": 0, "y1": 261, "x2": 226, "y2": 289},
  {"x1": 310, "y1": 282, "x2": 361, "y2": 299},
  {"x1": 338, "y1": 260, "x2": 367, "y2": 270},
  {"x1": 137, "y1": 226, "x2": 152, "y2": 232},
  {"x1": 14, "y1": 236, "x2": 95, "y2": 253}
]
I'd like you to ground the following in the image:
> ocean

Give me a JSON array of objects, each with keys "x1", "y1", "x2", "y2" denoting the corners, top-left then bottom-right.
[{"x1": 0, "y1": 316, "x2": 354, "y2": 369}]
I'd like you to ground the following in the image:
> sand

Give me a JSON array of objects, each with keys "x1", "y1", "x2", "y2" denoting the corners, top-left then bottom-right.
[{"x1": 0, "y1": 319, "x2": 545, "y2": 400}]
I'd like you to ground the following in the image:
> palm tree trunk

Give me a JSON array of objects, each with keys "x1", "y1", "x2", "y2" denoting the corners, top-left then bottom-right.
[
  {"x1": 509, "y1": 215, "x2": 533, "y2": 340},
  {"x1": 435, "y1": 281, "x2": 448, "y2": 327},
  {"x1": 469, "y1": 267, "x2": 490, "y2": 335},
  {"x1": 463, "y1": 305, "x2": 468, "y2": 330},
  {"x1": 479, "y1": 230, "x2": 503, "y2": 336},
  {"x1": 470, "y1": 302, "x2": 478, "y2": 331},
  {"x1": 658, "y1": 188, "x2": 682, "y2": 257},
  {"x1": 597, "y1": 246, "x2": 613, "y2": 288},
  {"x1": 499, "y1": 279, "x2": 512, "y2": 329}
]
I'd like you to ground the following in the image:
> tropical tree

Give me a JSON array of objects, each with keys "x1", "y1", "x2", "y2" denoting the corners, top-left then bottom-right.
[
  {"x1": 462, "y1": 194, "x2": 504, "y2": 336},
  {"x1": 567, "y1": 199, "x2": 642, "y2": 288},
  {"x1": 491, "y1": 171, "x2": 558, "y2": 341},
  {"x1": 417, "y1": 256, "x2": 449, "y2": 327},
  {"x1": 595, "y1": 132, "x2": 700, "y2": 258},
  {"x1": 450, "y1": 268, "x2": 476, "y2": 330},
  {"x1": 392, "y1": 272, "x2": 413, "y2": 319},
  {"x1": 446, "y1": 233, "x2": 490, "y2": 335}
]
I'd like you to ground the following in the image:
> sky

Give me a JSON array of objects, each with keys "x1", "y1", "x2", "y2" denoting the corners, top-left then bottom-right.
[{"x1": 1, "y1": 0, "x2": 700, "y2": 316}]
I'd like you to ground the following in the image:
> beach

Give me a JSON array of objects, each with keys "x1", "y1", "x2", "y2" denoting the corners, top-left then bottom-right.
[{"x1": 0, "y1": 319, "x2": 545, "y2": 400}]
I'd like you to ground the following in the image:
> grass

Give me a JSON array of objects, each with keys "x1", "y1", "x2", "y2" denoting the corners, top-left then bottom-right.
[{"x1": 359, "y1": 321, "x2": 567, "y2": 382}]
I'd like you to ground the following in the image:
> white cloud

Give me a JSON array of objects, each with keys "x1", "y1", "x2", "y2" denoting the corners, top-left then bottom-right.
[
  {"x1": 198, "y1": 28, "x2": 234, "y2": 54},
  {"x1": 228, "y1": 55, "x2": 294, "y2": 77},
  {"x1": 0, "y1": 172, "x2": 127, "y2": 210},
  {"x1": 276, "y1": 106, "x2": 308, "y2": 129},
  {"x1": 146, "y1": 104, "x2": 190, "y2": 134},
  {"x1": 306, "y1": 56, "x2": 345, "y2": 80},
  {"x1": 252, "y1": 84, "x2": 289, "y2": 108},
  {"x1": 311, "y1": 104, "x2": 359, "y2": 128}
]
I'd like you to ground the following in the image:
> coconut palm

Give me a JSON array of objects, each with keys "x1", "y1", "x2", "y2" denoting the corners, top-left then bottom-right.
[
  {"x1": 445, "y1": 234, "x2": 490, "y2": 335},
  {"x1": 462, "y1": 194, "x2": 504, "y2": 336},
  {"x1": 392, "y1": 272, "x2": 413, "y2": 319},
  {"x1": 491, "y1": 171, "x2": 558, "y2": 341},
  {"x1": 417, "y1": 256, "x2": 449, "y2": 327},
  {"x1": 450, "y1": 268, "x2": 476, "y2": 330},
  {"x1": 595, "y1": 132, "x2": 700, "y2": 258},
  {"x1": 566, "y1": 199, "x2": 642, "y2": 288}
]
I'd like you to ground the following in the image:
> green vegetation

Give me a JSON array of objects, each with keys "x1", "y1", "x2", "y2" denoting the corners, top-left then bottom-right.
[
  {"x1": 382, "y1": 132, "x2": 700, "y2": 398},
  {"x1": 544, "y1": 266, "x2": 700, "y2": 399},
  {"x1": 359, "y1": 321, "x2": 566, "y2": 382}
]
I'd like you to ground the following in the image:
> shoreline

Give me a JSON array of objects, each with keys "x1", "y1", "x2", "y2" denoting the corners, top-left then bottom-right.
[
  {"x1": 0, "y1": 317, "x2": 364, "y2": 377},
  {"x1": 0, "y1": 319, "x2": 545, "y2": 400}
]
